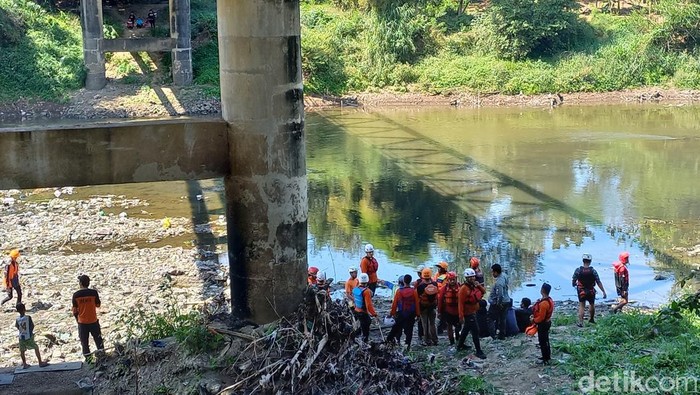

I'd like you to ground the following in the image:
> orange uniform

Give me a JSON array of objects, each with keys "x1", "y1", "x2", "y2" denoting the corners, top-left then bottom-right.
[
  {"x1": 4, "y1": 261, "x2": 18, "y2": 288},
  {"x1": 438, "y1": 283, "x2": 460, "y2": 316},
  {"x1": 390, "y1": 287, "x2": 421, "y2": 317},
  {"x1": 345, "y1": 276, "x2": 359, "y2": 300},
  {"x1": 360, "y1": 256, "x2": 379, "y2": 284},
  {"x1": 458, "y1": 283, "x2": 485, "y2": 320},
  {"x1": 532, "y1": 297, "x2": 554, "y2": 324},
  {"x1": 72, "y1": 288, "x2": 101, "y2": 324}
]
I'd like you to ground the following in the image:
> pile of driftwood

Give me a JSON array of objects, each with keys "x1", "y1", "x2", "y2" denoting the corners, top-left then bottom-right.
[{"x1": 215, "y1": 290, "x2": 430, "y2": 395}]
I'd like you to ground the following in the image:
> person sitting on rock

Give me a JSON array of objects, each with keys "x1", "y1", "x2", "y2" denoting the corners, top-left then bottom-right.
[
  {"x1": 136, "y1": 17, "x2": 144, "y2": 28},
  {"x1": 15, "y1": 303, "x2": 48, "y2": 369},
  {"x1": 515, "y1": 297, "x2": 532, "y2": 333}
]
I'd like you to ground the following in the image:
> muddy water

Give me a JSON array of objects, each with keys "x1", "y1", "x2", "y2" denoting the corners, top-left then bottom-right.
[{"x1": 19, "y1": 105, "x2": 700, "y2": 307}]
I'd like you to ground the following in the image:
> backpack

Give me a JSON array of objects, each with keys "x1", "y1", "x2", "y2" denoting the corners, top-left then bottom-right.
[
  {"x1": 397, "y1": 287, "x2": 416, "y2": 315},
  {"x1": 577, "y1": 266, "x2": 596, "y2": 289},
  {"x1": 418, "y1": 282, "x2": 438, "y2": 308}
]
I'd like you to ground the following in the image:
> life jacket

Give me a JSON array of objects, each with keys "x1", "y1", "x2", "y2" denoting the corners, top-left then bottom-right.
[
  {"x1": 418, "y1": 281, "x2": 438, "y2": 308},
  {"x1": 434, "y1": 273, "x2": 447, "y2": 289},
  {"x1": 532, "y1": 297, "x2": 554, "y2": 322},
  {"x1": 613, "y1": 261, "x2": 629, "y2": 289},
  {"x1": 442, "y1": 285, "x2": 459, "y2": 308},
  {"x1": 576, "y1": 266, "x2": 596, "y2": 289},
  {"x1": 353, "y1": 286, "x2": 368, "y2": 311},
  {"x1": 363, "y1": 257, "x2": 379, "y2": 277},
  {"x1": 5, "y1": 261, "x2": 18, "y2": 287},
  {"x1": 397, "y1": 287, "x2": 416, "y2": 315}
]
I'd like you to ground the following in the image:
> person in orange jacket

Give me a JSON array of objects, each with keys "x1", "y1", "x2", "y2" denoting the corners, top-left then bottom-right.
[
  {"x1": 353, "y1": 273, "x2": 377, "y2": 342},
  {"x1": 612, "y1": 252, "x2": 630, "y2": 313},
  {"x1": 387, "y1": 274, "x2": 420, "y2": 349},
  {"x1": 345, "y1": 267, "x2": 360, "y2": 307},
  {"x1": 416, "y1": 268, "x2": 439, "y2": 346},
  {"x1": 360, "y1": 244, "x2": 379, "y2": 295},
  {"x1": 470, "y1": 257, "x2": 485, "y2": 286},
  {"x1": 437, "y1": 271, "x2": 461, "y2": 345},
  {"x1": 434, "y1": 261, "x2": 449, "y2": 335},
  {"x1": 307, "y1": 267, "x2": 319, "y2": 286},
  {"x1": 2, "y1": 249, "x2": 22, "y2": 306},
  {"x1": 457, "y1": 268, "x2": 486, "y2": 359},
  {"x1": 531, "y1": 283, "x2": 554, "y2": 365}
]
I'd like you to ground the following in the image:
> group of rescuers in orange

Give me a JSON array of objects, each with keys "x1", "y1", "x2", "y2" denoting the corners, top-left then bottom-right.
[
  {"x1": 1, "y1": 250, "x2": 104, "y2": 369},
  {"x1": 307, "y1": 245, "x2": 631, "y2": 365}
]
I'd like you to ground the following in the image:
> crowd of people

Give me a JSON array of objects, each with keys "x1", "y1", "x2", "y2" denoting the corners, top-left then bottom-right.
[
  {"x1": 2, "y1": 250, "x2": 104, "y2": 369},
  {"x1": 307, "y1": 245, "x2": 632, "y2": 366},
  {"x1": 126, "y1": 9, "x2": 157, "y2": 30}
]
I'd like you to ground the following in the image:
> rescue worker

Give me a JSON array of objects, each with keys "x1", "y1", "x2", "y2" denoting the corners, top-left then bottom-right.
[
  {"x1": 416, "y1": 268, "x2": 439, "y2": 346},
  {"x1": 531, "y1": 283, "x2": 554, "y2": 365},
  {"x1": 308, "y1": 267, "x2": 319, "y2": 286},
  {"x1": 457, "y1": 268, "x2": 486, "y2": 359},
  {"x1": 345, "y1": 267, "x2": 359, "y2": 307},
  {"x1": 314, "y1": 272, "x2": 331, "y2": 302},
  {"x1": 437, "y1": 271, "x2": 461, "y2": 345},
  {"x1": 612, "y1": 252, "x2": 630, "y2": 313},
  {"x1": 487, "y1": 264, "x2": 512, "y2": 340},
  {"x1": 360, "y1": 244, "x2": 379, "y2": 295},
  {"x1": 434, "y1": 261, "x2": 449, "y2": 334},
  {"x1": 2, "y1": 249, "x2": 22, "y2": 306},
  {"x1": 572, "y1": 253, "x2": 606, "y2": 327},
  {"x1": 414, "y1": 264, "x2": 425, "y2": 342},
  {"x1": 388, "y1": 274, "x2": 420, "y2": 350},
  {"x1": 353, "y1": 273, "x2": 377, "y2": 342},
  {"x1": 72, "y1": 275, "x2": 104, "y2": 359},
  {"x1": 470, "y1": 257, "x2": 485, "y2": 286}
]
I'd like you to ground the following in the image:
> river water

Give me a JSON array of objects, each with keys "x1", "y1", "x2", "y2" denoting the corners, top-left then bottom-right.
[{"x1": 19, "y1": 105, "x2": 700, "y2": 307}]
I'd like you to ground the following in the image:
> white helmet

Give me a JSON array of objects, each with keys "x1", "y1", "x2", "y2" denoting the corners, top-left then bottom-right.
[
  {"x1": 416, "y1": 264, "x2": 425, "y2": 273},
  {"x1": 359, "y1": 273, "x2": 369, "y2": 283},
  {"x1": 365, "y1": 244, "x2": 374, "y2": 253},
  {"x1": 349, "y1": 267, "x2": 358, "y2": 273},
  {"x1": 317, "y1": 272, "x2": 327, "y2": 281},
  {"x1": 464, "y1": 268, "x2": 476, "y2": 278}
]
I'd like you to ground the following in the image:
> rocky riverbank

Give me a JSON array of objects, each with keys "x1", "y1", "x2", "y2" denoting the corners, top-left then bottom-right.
[{"x1": 0, "y1": 188, "x2": 230, "y2": 369}]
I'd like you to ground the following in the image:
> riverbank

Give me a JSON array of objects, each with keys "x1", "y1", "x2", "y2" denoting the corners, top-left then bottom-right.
[{"x1": 3, "y1": 82, "x2": 700, "y2": 124}]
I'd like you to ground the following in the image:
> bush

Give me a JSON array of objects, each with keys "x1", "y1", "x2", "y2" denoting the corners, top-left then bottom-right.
[
  {"x1": 473, "y1": 0, "x2": 584, "y2": 60},
  {"x1": 651, "y1": 0, "x2": 700, "y2": 52}
]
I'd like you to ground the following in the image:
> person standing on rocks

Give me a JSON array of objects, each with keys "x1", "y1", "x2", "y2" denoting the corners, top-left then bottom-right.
[
  {"x1": 572, "y1": 253, "x2": 606, "y2": 327},
  {"x1": 72, "y1": 274, "x2": 104, "y2": 359},
  {"x1": 612, "y1": 252, "x2": 630, "y2": 313},
  {"x1": 487, "y1": 264, "x2": 512, "y2": 340},
  {"x1": 345, "y1": 267, "x2": 359, "y2": 307},
  {"x1": 437, "y1": 271, "x2": 461, "y2": 345},
  {"x1": 470, "y1": 257, "x2": 485, "y2": 286},
  {"x1": 416, "y1": 268, "x2": 439, "y2": 346},
  {"x1": 457, "y1": 268, "x2": 486, "y2": 359},
  {"x1": 387, "y1": 274, "x2": 420, "y2": 350},
  {"x1": 360, "y1": 244, "x2": 379, "y2": 296},
  {"x1": 353, "y1": 273, "x2": 377, "y2": 343},
  {"x1": 2, "y1": 249, "x2": 22, "y2": 306},
  {"x1": 15, "y1": 303, "x2": 48, "y2": 369}
]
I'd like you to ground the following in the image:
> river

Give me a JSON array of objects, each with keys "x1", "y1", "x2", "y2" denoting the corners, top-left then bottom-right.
[{"x1": 19, "y1": 105, "x2": 700, "y2": 307}]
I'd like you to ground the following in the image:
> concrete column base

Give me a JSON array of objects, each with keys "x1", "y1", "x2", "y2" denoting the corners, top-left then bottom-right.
[{"x1": 172, "y1": 48, "x2": 193, "y2": 86}]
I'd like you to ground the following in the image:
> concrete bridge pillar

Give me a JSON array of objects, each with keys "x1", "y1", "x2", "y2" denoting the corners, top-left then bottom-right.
[
  {"x1": 218, "y1": 0, "x2": 307, "y2": 323},
  {"x1": 81, "y1": 0, "x2": 106, "y2": 90},
  {"x1": 170, "y1": 0, "x2": 193, "y2": 85}
]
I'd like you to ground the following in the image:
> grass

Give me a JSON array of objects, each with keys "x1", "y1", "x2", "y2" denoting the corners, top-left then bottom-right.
[{"x1": 554, "y1": 294, "x2": 700, "y2": 393}]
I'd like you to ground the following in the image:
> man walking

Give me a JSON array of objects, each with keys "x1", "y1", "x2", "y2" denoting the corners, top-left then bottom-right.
[
  {"x1": 612, "y1": 252, "x2": 630, "y2": 313},
  {"x1": 572, "y1": 253, "x2": 606, "y2": 327},
  {"x1": 487, "y1": 264, "x2": 512, "y2": 340},
  {"x1": 2, "y1": 249, "x2": 22, "y2": 306},
  {"x1": 72, "y1": 275, "x2": 104, "y2": 360}
]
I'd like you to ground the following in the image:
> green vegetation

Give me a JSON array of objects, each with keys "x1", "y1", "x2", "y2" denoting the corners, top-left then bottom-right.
[
  {"x1": 0, "y1": 0, "x2": 84, "y2": 102},
  {"x1": 300, "y1": 0, "x2": 700, "y2": 95},
  {"x1": 555, "y1": 292, "x2": 700, "y2": 392}
]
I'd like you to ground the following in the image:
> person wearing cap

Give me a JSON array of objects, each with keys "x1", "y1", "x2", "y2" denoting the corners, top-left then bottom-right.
[
  {"x1": 353, "y1": 273, "x2": 377, "y2": 342},
  {"x1": 72, "y1": 274, "x2": 104, "y2": 359},
  {"x1": 457, "y1": 268, "x2": 486, "y2": 358},
  {"x1": 572, "y1": 253, "x2": 606, "y2": 327},
  {"x1": 360, "y1": 244, "x2": 380, "y2": 295},
  {"x1": 388, "y1": 274, "x2": 420, "y2": 350},
  {"x1": 470, "y1": 257, "x2": 485, "y2": 286},
  {"x1": 308, "y1": 267, "x2": 319, "y2": 286},
  {"x1": 612, "y1": 252, "x2": 630, "y2": 313},
  {"x1": 416, "y1": 268, "x2": 439, "y2": 346},
  {"x1": 437, "y1": 271, "x2": 461, "y2": 345},
  {"x1": 487, "y1": 264, "x2": 512, "y2": 340},
  {"x1": 345, "y1": 267, "x2": 360, "y2": 307},
  {"x1": 530, "y1": 283, "x2": 555, "y2": 365},
  {"x1": 2, "y1": 249, "x2": 22, "y2": 306},
  {"x1": 414, "y1": 264, "x2": 425, "y2": 342}
]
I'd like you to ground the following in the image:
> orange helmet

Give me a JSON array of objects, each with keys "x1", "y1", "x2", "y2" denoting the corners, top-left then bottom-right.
[
  {"x1": 421, "y1": 268, "x2": 433, "y2": 279},
  {"x1": 470, "y1": 257, "x2": 480, "y2": 269},
  {"x1": 436, "y1": 261, "x2": 448, "y2": 270},
  {"x1": 619, "y1": 252, "x2": 630, "y2": 264},
  {"x1": 9, "y1": 250, "x2": 20, "y2": 259}
]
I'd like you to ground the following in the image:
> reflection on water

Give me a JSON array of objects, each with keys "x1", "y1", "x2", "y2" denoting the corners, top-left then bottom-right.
[{"x1": 307, "y1": 105, "x2": 700, "y2": 306}]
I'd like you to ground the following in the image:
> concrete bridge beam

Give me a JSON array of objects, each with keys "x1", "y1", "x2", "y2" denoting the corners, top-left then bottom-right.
[
  {"x1": 170, "y1": 0, "x2": 193, "y2": 85},
  {"x1": 81, "y1": 0, "x2": 106, "y2": 90},
  {"x1": 218, "y1": 0, "x2": 307, "y2": 323}
]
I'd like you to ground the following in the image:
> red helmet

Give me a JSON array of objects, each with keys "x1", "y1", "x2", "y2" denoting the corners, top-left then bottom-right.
[
  {"x1": 308, "y1": 266, "x2": 319, "y2": 276},
  {"x1": 619, "y1": 252, "x2": 630, "y2": 264},
  {"x1": 446, "y1": 271, "x2": 457, "y2": 280},
  {"x1": 470, "y1": 257, "x2": 480, "y2": 268}
]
